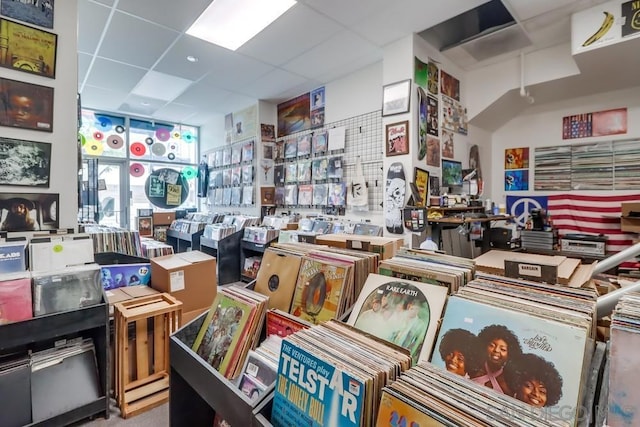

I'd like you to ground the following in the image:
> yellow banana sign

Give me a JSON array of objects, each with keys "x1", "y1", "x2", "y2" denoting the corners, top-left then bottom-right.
[{"x1": 582, "y1": 11, "x2": 615, "y2": 47}]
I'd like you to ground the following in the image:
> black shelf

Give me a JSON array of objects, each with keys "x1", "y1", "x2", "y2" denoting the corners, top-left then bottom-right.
[
  {"x1": 200, "y1": 231, "x2": 243, "y2": 285},
  {"x1": 240, "y1": 236, "x2": 278, "y2": 283},
  {"x1": 169, "y1": 312, "x2": 273, "y2": 427},
  {"x1": 0, "y1": 297, "x2": 110, "y2": 426},
  {"x1": 166, "y1": 229, "x2": 204, "y2": 253}
]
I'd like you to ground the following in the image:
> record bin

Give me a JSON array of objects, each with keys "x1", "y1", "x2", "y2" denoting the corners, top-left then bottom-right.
[
  {"x1": 169, "y1": 310, "x2": 274, "y2": 427},
  {"x1": 0, "y1": 290, "x2": 109, "y2": 426},
  {"x1": 199, "y1": 229, "x2": 243, "y2": 285}
]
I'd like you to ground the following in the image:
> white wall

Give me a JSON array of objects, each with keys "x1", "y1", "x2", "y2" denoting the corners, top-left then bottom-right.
[
  {"x1": 490, "y1": 85, "x2": 640, "y2": 204},
  {"x1": 325, "y1": 61, "x2": 382, "y2": 123},
  {"x1": 0, "y1": 2, "x2": 78, "y2": 231},
  {"x1": 199, "y1": 114, "x2": 225, "y2": 152}
]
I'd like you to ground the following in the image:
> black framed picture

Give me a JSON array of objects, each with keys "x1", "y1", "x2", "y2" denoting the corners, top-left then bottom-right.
[
  {"x1": 0, "y1": 18, "x2": 57, "y2": 78},
  {"x1": 0, "y1": 136, "x2": 51, "y2": 187},
  {"x1": 0, "y1": 0, "x2": 54, "y2": 29},
  {"x1": 0, "y1": 77, "x2": 54, "y2": 132},
  {"x1": 0, "y1": 192, "x2": 59, "y2": 232},
  {"x1": 382, "y1": 79, "x2": 411, "y2": 116}
]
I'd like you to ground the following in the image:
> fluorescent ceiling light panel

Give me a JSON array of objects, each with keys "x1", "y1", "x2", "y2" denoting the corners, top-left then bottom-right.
[
  {"x1": 131, "y1": 71, "x2": 194, "y2": 101},
  {"x1": 186, "y1": 0, "x2": 296, "y2": 51}
]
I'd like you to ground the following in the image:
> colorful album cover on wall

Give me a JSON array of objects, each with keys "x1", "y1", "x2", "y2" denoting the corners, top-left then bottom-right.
[
  {"x1": 442, "y1": 96, "x2": 468, "y2": 135},
  {"x1": 505, "y1": 148, "x2": 529, "y2": 169},
  {"x1": 417, "y1": 87, "x2": 427, "y2": 161},
  {"x1": 414, "y1": 56, "x2": 428, "y2": 89},
  {"x1": 0, "y1": 0, "x2": 54, "y2": 29},
  {"x1": 442, "y1": 130, "x2": 454, "y2": 159},
  {"x1": 622, "y1": 0, "x2": 640, "y2": 37},
  {"x1": 440, "y1": 70, "x2": 460, "y2": 101},
  {"x1": 505, "y1": 170, "x2": 529, "y2": 191},
  {"x1": 0, "y1": 137, "x2": 51, "y2": 187},
  {"x1": 0, "y1": 77, "x2": 53, "y2": 132},
  {"x1": 0, "y1": 18, "x2": 56, "y2": 78},
  {"x1": 0, "y1": 192, "x2": 58, "y2": 232},
  {"x1": 427, "y1": 61, "x2": 439, "y2": 95},
  {"x1": 260, "y1": 123, "x2": 276, "y2": 142},
  {"x1": 562, "y1": 108, "x2": 627, "y2": 139},
  {"x1": 426, "y1": 95, "x2": 439, "y2": 137},
  {"x1": 426, "y1": 136, "x2": 440, "y2": 167},
  {"x1": 277, "y1": 86, "x2": 325, "y2": 137},
  {"x1": 232, "y1": 104, "x2": 257, "y2": 143}
]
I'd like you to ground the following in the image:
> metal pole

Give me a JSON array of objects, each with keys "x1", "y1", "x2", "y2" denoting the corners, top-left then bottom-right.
[
  {"x1": 593, "y1": 241, "x2": 640, "y2": 275},
  {"x1": 597, "y1": 280, "x2": 640, "y2": 319}
]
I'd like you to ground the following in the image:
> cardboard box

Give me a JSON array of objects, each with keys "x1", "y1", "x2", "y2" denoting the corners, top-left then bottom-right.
[
  {"x1": 153, "y1": 211, "x2": 176, "y2": 226},
  {"x1": 621, "y1": 202, "x2": 640, "y2": 233},
  {"x1": 150, "y1": 251, "x2": 217, "y2": 313},
  {"x1": 315, "y1": 234, "x2": 404, "y2": 260}
]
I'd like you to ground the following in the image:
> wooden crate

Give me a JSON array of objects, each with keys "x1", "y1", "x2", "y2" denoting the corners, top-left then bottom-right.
[{"x1": 114, "y1": 293, "x2": 182, "y2": 419}]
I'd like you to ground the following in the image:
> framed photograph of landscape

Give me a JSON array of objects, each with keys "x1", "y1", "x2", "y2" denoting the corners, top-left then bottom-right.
[
  {"x1": 1, "y1": 0, "x2": 54, "y2": 29},
  {"x1": 0, "y1": 136, "x2": 51, "y2": 187},
  {"x1": 0, "y1": 18, "x2": 57, "y2": 78},
  {"x1": 0, "y1": 77, "x2": 54, "y2": 132},
  {"x1": 382, "y1": 79, "x2": 411, "y2": 117}
]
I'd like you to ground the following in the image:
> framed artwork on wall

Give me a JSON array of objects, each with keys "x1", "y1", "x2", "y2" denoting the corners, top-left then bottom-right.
[
  {"x1": 385, "y1": 121, "x2": 409, "y2": 156},
  {"x1": 0, "y1": 0, "x2": 54, "y2": 29},
  {"x1": 413, "y1": 167, "x2": 429, "y2": 207},
  {"x1": 0, "y1": 77, "x2": 54, "y2": 132},
  {"x1": 0, "y1": 18, "x2": 57, "y2": 78},
  {"x1": 382, "y1": 79, "x2": 411, "y2": 117},
  {"x1": 0, "y1": 136, "x2": 51, "y2": 187},
  {"x1": 0, "y1": 192, "x2": 58, "y2": 232}
]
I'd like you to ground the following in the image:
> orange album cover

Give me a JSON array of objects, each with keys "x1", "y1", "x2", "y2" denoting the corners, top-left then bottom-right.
[
  {"x1": 289, "y1": 257, "x2": 349, "y2": 325},
  {"x1": 0, "y1": 18, "x2": 57, "y2": 78},
  {"x1": 377, "y1": 390, "x2": 447, "y2": 427}
]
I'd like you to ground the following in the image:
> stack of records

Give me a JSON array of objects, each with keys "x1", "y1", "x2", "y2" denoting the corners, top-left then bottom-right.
[
  {"x1": 203, "y1": 224, "x2": 237, "y2": 241},
  {"x1": 254, "y1": 247, "x2": 304, "y2": 312},
  {"x1": 0, "y1": 354, "x2": 31, "y2": 426},
  {"x1": 32, "y1": 264, "x2": 103, "y2": 316},
  {"x1": 243, "y1": 227, "x2": 279, "y2": 244},
  {"x1": 607, "y1": 292, "x2": 640, "y2": 426},
  {"x1": 191, "y1": 285, "x2": 269, "y2": 380},
  {"x1": 271, "y1": 320, "x2": 412, "y2": 427},
  {"x1": 379, "y1": 248, "x2": 474, "y2": 293},
  {"x1": 347, "y1": 273, "x2": 448, "y2": 366},
  {"x1": 265, "y1": 308, "x2": 313, "y2": 338},
  {"x1": 31, "y1": 338, "x2": 101, "y2": 423},
  {"x1": 425, "y1": 273, "x2": 597, "y2": 426}
]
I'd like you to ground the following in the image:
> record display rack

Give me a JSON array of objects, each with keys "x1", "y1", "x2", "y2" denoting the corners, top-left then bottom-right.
[
  {"x1": 240, "y1": 236, "x2": 279, "y2": 283},
  {"x1": 199, "y1": 230, "x2": 243, "y2": 285},
  {"x1": 166, "y1": 228, "x2": 205, "y2": 253},
  {"x1": 0, "y1": 294, "x2": 110, "y2": 426},
  {"x1": 169, "y1": 311, "x2": 274, "y2": 427}
]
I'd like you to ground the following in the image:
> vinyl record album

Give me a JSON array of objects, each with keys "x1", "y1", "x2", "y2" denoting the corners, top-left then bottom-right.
[
  {"x1": 78, "y1": 133, "x2": 86, "y2": 146},
  {"x1": 106, "y1": 135, "x2": 124, "y2": 149},
  {"x1": 92, "y1": 131, "x2": 104, "y2": 141},
  {"x1": 145, "y1": 137, "x2": 154, "y2": 145},
  {"x1": 130, "y1": 163, "x2": 145, "y2": 177},
  {"x1": 96, "y1": 117, "x2": 112, "y2": 131},
  {"x1": 167, "y1": 153, "x2": 176, "y2": 160},
  {"x1": 182, "y1": 130, "x2": 195, "y2": 143},
  {"x1": 155, "y1": 128, "x2": 170, "y2": 141},
  {"x1": 151, "y1": 143, "x2": 166, "y2": 156},
  {"x1": 172, "y1": 131, "x2": 181, "y2": 139},
  {"x1": 115, "y1": 125, "x2": 125, "y2": 134},
  {"x1": 303, "y1": 272, "x2": 326, "y2": 315},
  {"x1": 130, "y1": 142, "x2": 146, "y2": 156},
  {"x1": 254, "y1": 249, "x2": 302, "y2": 312},
  {"x1": 181, "y1": 166, "x2": 197, "y2": 180},
  {"x1": 85, "y1": 141, "x2": 104, "y2": 156}
]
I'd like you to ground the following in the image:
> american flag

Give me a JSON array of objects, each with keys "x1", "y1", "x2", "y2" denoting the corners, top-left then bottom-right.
[{"x1": 547, "y1": 194, "x2": 640, "y2": 253}]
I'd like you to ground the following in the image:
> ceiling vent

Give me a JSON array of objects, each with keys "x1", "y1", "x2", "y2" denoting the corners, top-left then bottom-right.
[{"x1": 418, "y1": 0, "x2": 532, "y2": 64}]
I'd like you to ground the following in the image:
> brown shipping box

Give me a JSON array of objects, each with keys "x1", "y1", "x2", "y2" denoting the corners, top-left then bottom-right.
[
  {"x1": 150, "y1": 250, "x2": 217, "y2": 314},
  {"x1": 153, "y1": 211, "x2": 176, "y2": 226},
  {"x1": 621, "y1": 202, "x2": 640, "y2": 233}
]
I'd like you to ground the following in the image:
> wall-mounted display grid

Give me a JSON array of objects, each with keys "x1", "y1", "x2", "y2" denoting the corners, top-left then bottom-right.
[
  {"x1": 272, "y1": 110, "x2": 383, "y2": 212},
  {"x1": 205, "y1": 138, "x2": 256, "y2": 208},
  {"x1": 534, "y1": 139, "x2": 640, "y2": 191}
]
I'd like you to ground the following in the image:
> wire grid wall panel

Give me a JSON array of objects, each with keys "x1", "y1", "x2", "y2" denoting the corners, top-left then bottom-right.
[{"x1": 276, "y1": 110, "x2": 384, "y2": 212}]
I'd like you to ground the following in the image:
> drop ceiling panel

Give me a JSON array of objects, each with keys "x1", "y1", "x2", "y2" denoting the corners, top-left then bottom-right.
[
  {"x1": 119, "y1": 94, "x2": 165, "y2": 117},
  {"x1": 239, "y1": 4, "x2": 343, "y2": 66},
  {"x1": 505, "y1": 0, "x2": 578, "y2": 21},
  {"x1": 314, "y1": 52, "x2": 381, "y2": 84},
  {"x1": 98, "y1": 11, "x2": 179, "y2": 68},
  {"x1": 78, "y1": 0, "x2": 111, "y2": 54},
  {"x1": 283, "y1": 30, "x2": 379, "y2": 80},
  {"x1": 301, "y1": 0, "x2": 390, "y2": 27},
  {"x1": 222, "y1": 94, "x2": 262, "y2": 115},
  {"x1": 154, "y1": 35, "x2": 230, "y2": 81},
  {"x1": 206, "y1": 55, "x2": 275, "y2": 92},
  {"x1": 78, "y1": 53, "x2": 93, "y2": 87},
  {"x1": 152, "y1": 103, "x2": 199, "y2": 123},
  {"x1": 172, "y1": 81, "x2": 235, "y2": 108},
  {"x1": 80, "y1": 85, "x2": 130, "y2": 112},
  {"x1": 240, "y1": 69, "x2": 310, "y2": 100},
  {"x1": 93, "y1": 0, "x2": 115, "y2": 6},
  {"x1": 85, "y1": 57, "x2": 148, "y2": 92},
  {"x1": 115, "y1": 0, "x2": 212, "y2": 31}
]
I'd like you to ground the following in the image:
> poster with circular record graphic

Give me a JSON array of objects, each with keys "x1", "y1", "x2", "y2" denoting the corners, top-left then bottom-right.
[
  {"x1": 144, "y1": 167, "x2": 189, "y2": 208},
  {"x1": 347, "y1": 273, "x2": 448, "y2": 365}
]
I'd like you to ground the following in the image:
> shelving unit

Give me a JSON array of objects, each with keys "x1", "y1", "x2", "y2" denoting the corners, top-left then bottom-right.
[
  {"x1": 240, "y1": 237, "x2": 278, "y2": 283},
  {"x1": 0, "y1": 296, "x2": 110, "y2": 426},
  {"x1": 199, "y1": 230, "x2": 243, "y2": 285},
  {"x1": 169, "y1": 312, "x2": 274, "y2": 427},
  {"x1": 166, "y1": 229, "x2": 205, "y2": 253}
]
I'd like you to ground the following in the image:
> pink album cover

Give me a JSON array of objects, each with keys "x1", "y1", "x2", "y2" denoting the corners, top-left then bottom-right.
[
  {"x1": 592, "y1": 108, "x2": 627, "y2": 137},
  {"x1": 0, "y1": 276, "x2": 32, "y2": 324}
]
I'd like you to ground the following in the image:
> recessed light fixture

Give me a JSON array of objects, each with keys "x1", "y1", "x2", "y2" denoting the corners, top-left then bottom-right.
[
  {"x1": 186, "y1": 0, "x2": 296, "y2": 51},
  {"x1": 141, "y1": 101, "x2": 151, "y2": 106},
  {"x1": 186, "y1": 55, "x2": 198, "y2": 63}
]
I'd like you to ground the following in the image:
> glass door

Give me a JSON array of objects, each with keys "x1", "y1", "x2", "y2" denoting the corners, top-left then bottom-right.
[{"x1": 79, "y1": 158, "x2": 129, "y2": 228}]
